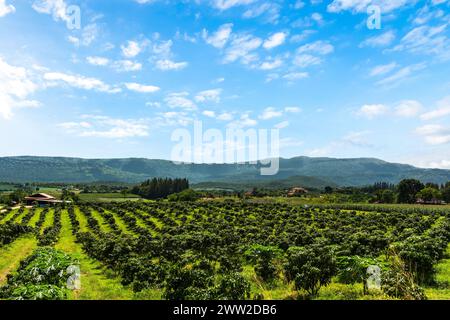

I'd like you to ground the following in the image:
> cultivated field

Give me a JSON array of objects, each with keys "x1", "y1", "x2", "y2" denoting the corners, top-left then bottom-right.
[{"x1": 1, "y1": 201, "x2": 450, "y2": 300}]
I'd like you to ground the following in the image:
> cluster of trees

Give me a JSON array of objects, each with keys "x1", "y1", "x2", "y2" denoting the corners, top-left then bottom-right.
[
  {"x1": 0, "y1": 188, "x2": 33, "y2": 205},
  {"x1": 131, "y1": 178, "x2": 189, "y2": 200},
  {"x1": 374, "y1": 179, "x2": 450, "y2": 204},
  {"x1": 319, "y1": 180, "x2": 450, "y2": 205}
]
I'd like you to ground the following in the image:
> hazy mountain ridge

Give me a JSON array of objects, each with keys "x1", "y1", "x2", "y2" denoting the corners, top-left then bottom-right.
[{"x1": 0, "y1": 156, "x2": 449, "y2": 187}]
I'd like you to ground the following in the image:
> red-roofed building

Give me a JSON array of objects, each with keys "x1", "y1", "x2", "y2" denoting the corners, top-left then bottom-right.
[{"x1": 24, "y1": 193, "x2": 64, "y2": 206}]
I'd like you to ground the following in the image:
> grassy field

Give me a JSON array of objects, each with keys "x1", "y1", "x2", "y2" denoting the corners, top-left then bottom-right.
[
  {"x1": 78, "y1": 193, "x2": 141, "y2": 202},
  {"x1": 0, "y1": 236, "x2": 37, "y2": 285}
]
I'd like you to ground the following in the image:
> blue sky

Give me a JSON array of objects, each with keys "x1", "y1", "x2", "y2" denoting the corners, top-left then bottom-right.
[{"x1": 0, "y1": 0, "x2": 449, "y2": 168}]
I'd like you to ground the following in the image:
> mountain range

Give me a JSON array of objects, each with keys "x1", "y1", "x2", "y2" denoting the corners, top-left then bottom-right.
[{"x1": 0, "y1": 156, "x2": 449, "y2": 188}]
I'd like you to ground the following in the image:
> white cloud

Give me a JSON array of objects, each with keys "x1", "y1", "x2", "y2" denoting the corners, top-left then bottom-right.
[
  {"x1": 342, "y1": 131, "x2": 372, "y2": 147},
  {"x1": 292, "y1": 12, "x2": 324, "y2": 28},
  {"x1": 212, "y1": 0, "x2": 256, "y2": 10},
  {"x1": 356, "y1": 104, "x2": 389, "y2": 119},
  {"x1": 285, "y1": 106, "x2": 302, "y2": 113},
  {"x1": 260, "y1": 58, "x2": 283, "y2": 70},
  {"x1": 428, "y1": 160, "x2": 450, "y2": 169},
  {"x1": 14, "y1": 100, "x2": 42, "y2": 108},
  {"x1": 146, "y1": 101, "x2": 161, "y2": 108},
  {"x1": 298, "y1": 40, "x2": 334, "y2": 55},
  {"x1": 86, "y1": 56, "x2": 110, "y2": 66},
  {"x1": 202, "y1": 110, "x2": 216, "y2": 118},
  {"x1": 32, "y1": 0, "x2": 71, "y2": 23},
  {"x1": 242, "y1": 2, "x2": 281, "y2": 24},
  {"x1": 420, "y1": 96, "x2": 450, "y2": 120},
  {"x1": 275, "y1": 121, "x2": 290, "y2": 129},
  {"x1": 376, "y1": 63, "x2": 426, "y2": 87},
  {"x1": 293, "y1": 1, "x2": 305, "y2": 9},
  {"x1": 290, "y1": 30, "x2": 316, "y2": 43},
  {"x1": 280, "y1": 137, "x2": 304, "y2": 148},
  {"x1": 353, "y1": 99, "x2": 426, "y2": 119},
  {"x1": 223, "y1": 34, "x2": 262, "y2": 64},
  {"x1": 0, "y1": 0, "x2": 15, "y2": 17},
  {"x1": 44, "y1": 72, "x2": 121, "y2": 93},
  {"x1": 203, "y1": 23, "x2": 233, "y2": 48},
  {"x1": 282, "y1": 72, "x2": 309, "y2": 81},
  {"x1": 125, "y1": 82, "x2": 160, "y2": 93},
  {"x1": 113, "y1": 60, "x2": 142, "y2": 72},
  {"x1": 293, "y1": 54, "x2": 322, "y2": 68},
  {"x1": 165, "y1": 92, "x2": 197, "y2": 110},
  {"x1": 263, "y1": 32, "x2": 287, "y2": 49},
  {"x1": 58, "y1": 121, "x2": 92, "y2": 129},
  {"x1": 80, "y1": 24, "x2": 99, "y2": 46},
  {"x1": 217, "y1": 112, "x2": 233, "y2": 121},
  {"x1": 394, "y1": 100, "x2": 423, "y2": 117},
  {"x1": 392, "y1": 24, "x2": 450, "y2": 60},
  {"x1": 327, "y1": 0, "x2": 410, "y2": 13},
  {"x1": 152, "y1": 39, "x2": 173, "y2": 58},
  {"x1": 147, "y1": 37, "x2": 189, "y2": 71},
  {"x1": 413, "y1": 5, "x2": 445, "y2": 25},
  {"x1": 60, "y1": 115, "x2": 150, "y2": 139},
  {"x1": 416, "y1": 124, "x2": 450, "y2": 145},
  {"x1": 360, "y1": 30, "x2": 396, "y2": 47},
  {"x1": 294, "y1": 40, "x2": 334, "y2": 68},
  {"x1": 155, "y1": 59, "x2": 188, "y2": 71},
  {"x1": 157, "y1": 111, "x2": 193, "y2": 127},
  {"x1": 228, "y1": 113, "x2": 258, "y2": 128},
  {"x1": 67, "y1": 36, "x2": 80, "y2": 46},
  {"x1": 0, "y1": 57, "x2": 38, "y2": 119},
  {"x1": 66, "y1": 24, "x2": 100, "y2": 47},
  {"x1": 259, "y1": 107, "x2": 283, "y2": 120},
  {"x1": 121, "y1": 40, "x2": 143, "y2": 58},
  {"x1": 416, "y1": 124, "x2": 444, "y2": 135},
  {"x1": 134, "y1": 0, "x2": 158, "y2": 4},
  {"x1": 195, "y1": 89, "x2": 222, "y2": 103},
  {"x1": 369, "y1": 62, "x2": 398, "y2": 76},
  {"x1": 86, "y1": 57, "x2": 142, "y2": 72}
]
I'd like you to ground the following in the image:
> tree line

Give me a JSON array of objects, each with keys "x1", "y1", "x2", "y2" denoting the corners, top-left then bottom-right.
[
  {"x1": 131, "y1": 178, "x2": 189, "y2": 200},
  {"x1": 371, "y1": 179, "x2": 450, "y2": 204}
]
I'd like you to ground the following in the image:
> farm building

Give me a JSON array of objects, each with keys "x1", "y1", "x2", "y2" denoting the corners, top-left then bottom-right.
[
  {"x1": 287, "y1": 187, "x2": 309, "y2": 197},
  {"x1": 24, "y1": 193, "x2": 65, "y2": 206}
]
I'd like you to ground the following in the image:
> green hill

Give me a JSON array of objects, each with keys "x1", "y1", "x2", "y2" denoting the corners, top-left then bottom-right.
[{"x1": 0, "y1": 156, "x2": 449, "y2": 187}]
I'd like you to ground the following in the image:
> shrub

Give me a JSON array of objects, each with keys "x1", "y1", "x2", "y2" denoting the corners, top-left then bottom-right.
[
  {"x1": 0, "y1": 247, "x2": 78, "y2": 300},
  {"x1": 284, "y1": 244, "x2": 337, "y2": 296}
]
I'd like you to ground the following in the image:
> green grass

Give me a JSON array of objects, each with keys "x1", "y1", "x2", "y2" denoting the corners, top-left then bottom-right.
[
  {"x1": 78, "y1": 193, "x2": 141, "y2": 203},
  {"x1": 90, "y1": 209, "x2": 112, "y2": 233},
  {"x1": 13, "y1": 208, "x2": 29, "y2": 224},
  {"x1": 425, "y1": 245, "x2": 450, "y2": 300},
  {"x1": 39, "y1": 208, "x2": 54, "y2": 234},
  {"x1": 55, "y1": 209, "x2": 161, "y2": 300},
  {"x1": 29, "y1": 208, "x2": 43, "y2": 227},
  {"x1": 0, "y1": 209, "x2": 18, "y2": 224},
  {"x1": 106, "y1": 209, "x2": 133, "y2": 235},
  {"x1": 0, "y1": 236, "x2": 37, "y2": 285}
]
